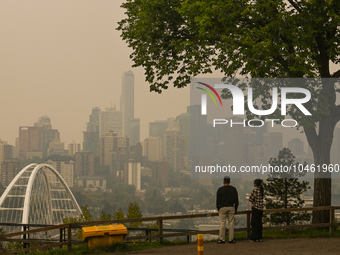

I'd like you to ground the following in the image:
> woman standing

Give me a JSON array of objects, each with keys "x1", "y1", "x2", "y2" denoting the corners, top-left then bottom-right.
[{"x1": 249, "y1": 179, "x2": 264, "y2": 242}]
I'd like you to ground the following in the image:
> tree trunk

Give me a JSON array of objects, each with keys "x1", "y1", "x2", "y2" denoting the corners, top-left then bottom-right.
[
  {"x1": 312, "y1": 120, "x2": 335, "y2": 224},
  {"x1": 305, "y1": 104, "x2": 337, "y2": 224},
  {"x1": 312, "y1": 148, "x2": 332, "y2": 224}
]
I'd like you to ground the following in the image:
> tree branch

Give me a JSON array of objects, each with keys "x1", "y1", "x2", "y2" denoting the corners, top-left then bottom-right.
[
  {"x1": 303, "y1": 126, "x2": 318, "y2": 154},
  {"x1": 287, "y1": 0, "x2": 302, "y2": 13}
]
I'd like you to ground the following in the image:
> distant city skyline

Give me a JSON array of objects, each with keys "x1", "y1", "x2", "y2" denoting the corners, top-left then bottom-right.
[{"x1": 0, "y1": 1, "x2": 191, "y2": 147}]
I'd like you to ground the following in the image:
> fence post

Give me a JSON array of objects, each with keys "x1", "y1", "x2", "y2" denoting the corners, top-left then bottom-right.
[
  {"x1": 158, "y1": 219, "x2": 163, "y2": 243},
  {"x1": 23, "y1": 225, "x2": 29, "y2": 249},
  {"x1": 67, "y1": 224, "x2": 72, "y2": 252},
  {"x1": 329, "y1": 207, "x2": 335, "y2": 236},
  {"x1": 246, "y1": 211, "x2": 250, "y2": 239},
  {"x1": 59, "y1": 227, "x2": 63, "y2": 248},
  {"x1": 197, "y1": 234, "x2": 204, "y2": 255}
]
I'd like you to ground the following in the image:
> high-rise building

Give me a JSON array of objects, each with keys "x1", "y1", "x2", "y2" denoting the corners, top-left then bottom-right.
[
  {"x1": 111, "y1": 136, "x2": 129, "y2": 176},
  {"x1": 125, "y1": 161, "x2": 141, "y2": 190},
  {"x1": 99, "y1": 132, "x2": 129, "y2": 176},
  {"x1": 163, "y1": 122, "x2": 185, "y2": 172},
  {"x1": 74, "y1": 152, "x2": 95, "y2": 177},
  {"x1": 130, "y1": 142, "x2": 142, "y2": 162},
  {"x1": 68, "y1": 143, "x2": 81, "y2": 155},
  {"x1": 143, "y1": 137, "x2": 163, "y2": 161},
  {"x1": 225, "y1": 117, "x2": 245, "y2": 166},
  {"x1": 288, "y1": 138, "x2": 304, "y2": 156},
  {"x1": 83, "y1": 107, "x2": 100, "y2": 155},
  {"x1": 151, "y1": 161, "x2": 169, "y2": 189},
  {"x1": 34, "y1": 116, "x2": 60, "y2": 158},
  {"x1": 99, "y1": 131, "x2": 117, "y2": 167},
  {"x1": 0, "y1": 159, "x2": 20, "y2": 187},
  {"x1": 188, "y1": 105, "x2": 208, "y2": 156},
  {"x1": 19, "y1": 126, "x2": 40, "y2": 159},
  {"x1": 149, "y1": 120, "x2": 168, "y2": 137},
  {"x1": 0, "y1": 141, "x2": 13, "y2": 165},
  {"x1": 45, "y1": 155, "x2": 74, "y2": 188},
  {"x1": 177, "y1": 112, "x2": 190, "y2": 158},
  {"x1": 122, "y1": 71, "x2": 134, "y2": 139},
  {"x1": 129, "y1": 118, "x2": 140, "y2": 146},
  {"x1": 99, "y1": 107, "x2": 123, "y2": 137},
  {"x1": 48, "y1": 138, "x2": 66, "y2": 156}
]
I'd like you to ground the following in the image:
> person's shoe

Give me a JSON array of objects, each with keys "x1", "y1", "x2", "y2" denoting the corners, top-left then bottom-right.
[
  {"x1": 229, "y1": 240, "x2": 236, "y2": 244},
  {"x1": 259, "y1": 239, "x2": 263, "y2": 242},
  {"x1": 217, "y1": 240, "x2": 225, "y2": 244},
  {"x1": 249, "y1": 239, "x2": 255, "y2": 242}
]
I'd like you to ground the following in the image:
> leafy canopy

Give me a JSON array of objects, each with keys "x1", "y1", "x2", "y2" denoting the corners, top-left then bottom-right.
[{"x1": 118, "y1": 0, "x2": 340, "y2": 93}]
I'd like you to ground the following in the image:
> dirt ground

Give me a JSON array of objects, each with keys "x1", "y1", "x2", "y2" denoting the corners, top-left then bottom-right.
[{"x1": 118, "y1": 237, "x2": 340, "y2": 255}]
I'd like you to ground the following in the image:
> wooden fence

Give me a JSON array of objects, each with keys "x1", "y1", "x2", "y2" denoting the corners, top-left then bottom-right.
[{"x1": 1, "y1": 206, "x2": 340, "y2": 254}]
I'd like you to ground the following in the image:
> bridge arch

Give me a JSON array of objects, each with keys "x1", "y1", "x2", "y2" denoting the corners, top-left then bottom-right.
[{"x1": 0, "y1": 163, "x2": 81, "y2": 231}]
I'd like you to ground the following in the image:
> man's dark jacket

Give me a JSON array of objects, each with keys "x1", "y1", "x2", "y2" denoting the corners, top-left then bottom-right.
[{"x1": 216, "y1": 185, "x2": 239, "y2": 211}]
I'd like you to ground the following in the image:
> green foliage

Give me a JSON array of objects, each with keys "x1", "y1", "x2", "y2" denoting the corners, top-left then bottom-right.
[
  {"x1": 113, "y1": 207, "x2": 125, "y2": 220},
  {"x1": 99, "y1": 211, "x2": 113, "y2": 221},
  {"x1": 0, "y1": 228, "x2": 7, "y2": 254},
  {"x1": 126, "y1": 202, "x2": 143, "y2": 228},
  {"x1": 63, "y1": 205, "x2": 93, "y2": 240},
  {"x1": 118, "y1": 0, "x2": 340, "y2": 91},
  {"x1": 263, "y1": 148, "x2": 311, "y2": 226}
]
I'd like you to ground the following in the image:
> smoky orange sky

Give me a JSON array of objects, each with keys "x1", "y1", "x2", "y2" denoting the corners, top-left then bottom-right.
[
  {"x1": 1, "y1": 1, "x2": 340, "y2": 151},
  {"x1": 0, "y1": 0, "x2": 199, "y2": 146}
]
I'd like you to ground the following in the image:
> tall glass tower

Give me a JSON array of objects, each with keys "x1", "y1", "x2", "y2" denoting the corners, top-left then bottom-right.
[{"x1": 122, "y1": 71, "x2": 140, "y2": 146}]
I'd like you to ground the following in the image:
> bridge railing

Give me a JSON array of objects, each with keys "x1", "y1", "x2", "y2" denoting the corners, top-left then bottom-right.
[{"x1": 1, "y1": 206, "x2": 340, "y2": 254}]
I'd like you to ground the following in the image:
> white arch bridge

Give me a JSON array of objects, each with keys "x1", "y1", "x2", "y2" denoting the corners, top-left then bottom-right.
[{"x1": 0, "y1": 163, "x2": 81, "y2": 233}]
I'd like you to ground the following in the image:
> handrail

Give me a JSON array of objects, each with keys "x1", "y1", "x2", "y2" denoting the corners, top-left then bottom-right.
[{"x1": 1, "y1": 206, "x2": 340, "y2": 254}]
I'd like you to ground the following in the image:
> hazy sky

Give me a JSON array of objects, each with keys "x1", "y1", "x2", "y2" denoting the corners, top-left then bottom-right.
[
  {"x1": 0, "y1": 1, "x2": 196, "y2": 146},
  {"x1": 1, "y1": 1, "x2": 340, "y2": 151}
]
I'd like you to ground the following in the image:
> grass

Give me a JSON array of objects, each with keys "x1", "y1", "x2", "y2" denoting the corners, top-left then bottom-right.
[
  {"x1": 14, "y1": 240, "x2": 189, "y2": 255},
  {"x1": 233, "y1": 227, "x2": 340, "y2": 240},
  {"x1": 11, "y1": 228, "x2": 340, "y2": 254}
]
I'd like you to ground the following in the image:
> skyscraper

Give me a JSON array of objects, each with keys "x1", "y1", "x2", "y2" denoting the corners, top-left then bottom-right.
[
  {"x1": 129, "y1": 118, "x2": 140, "y2": 146},
  {"x1": 83, "y1": 107, "x2": 100, "y2": 155},
  {"x1": 143, "y1": 136, "x2": 163, "y2": 161},
  {"x1": 126, "y1": 161, "x2": 141, "y2": 190},
  {"x1": 74, "y1": 152, "x2": 95, "y2": 177},
  {"x1": 1, "y1": 159, "x2": 20, "y2": 187},
  {"x1": 99, "y1": 107, "x2": 123, "y2": 137},
  {"x1": 34, "y1": 116, "x2": 60, "y2": 158},
  {"x1": 122, "y1": 71, "x2": 134, "y2": 137},
  {"x1": 0, "y1": 140, "x2": 13, "y2": 166},
  {"x1": 149, "y1": 120, "x2": 168, "y2": 137},
  {"x1": 18, "y1": 126, "x2": 40, "y2": 159},
  {"x1": 122, "y1": 71, "x2": 140, "y2": 146}
]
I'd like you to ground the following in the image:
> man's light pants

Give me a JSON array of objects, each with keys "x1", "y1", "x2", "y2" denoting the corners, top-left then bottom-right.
[{"x1": 219, "y1": 207, "x2": 235, "y2": 241}]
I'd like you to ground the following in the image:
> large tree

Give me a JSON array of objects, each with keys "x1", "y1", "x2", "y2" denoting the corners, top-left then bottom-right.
[{"x1": 118, "y1": 0, "x2": 340, "y2": 223}]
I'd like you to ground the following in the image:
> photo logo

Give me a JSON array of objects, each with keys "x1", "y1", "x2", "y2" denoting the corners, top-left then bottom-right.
[
  {"x1": 196, "y1": 82, "x2": 223, "y2": 115},
  {"x1": 200, "y1": 83, "x2": 312, "y2": 116}
]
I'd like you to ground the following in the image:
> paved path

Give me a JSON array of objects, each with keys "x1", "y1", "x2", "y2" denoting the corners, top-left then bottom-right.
[{"x1": 119, "y1": 237, "x2": 340, "y2": 255}]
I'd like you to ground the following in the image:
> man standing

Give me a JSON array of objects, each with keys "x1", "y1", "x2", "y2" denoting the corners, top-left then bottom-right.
[{"x1": 216, "y1": 176, "x2": 239, "y2": 244}]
